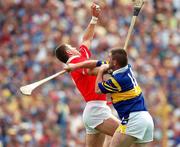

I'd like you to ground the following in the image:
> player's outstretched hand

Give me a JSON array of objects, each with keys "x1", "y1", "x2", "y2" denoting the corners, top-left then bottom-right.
[
  {"x1": 99, "y1": 64, "x2": 110, "y2": 72},
  {"x1": 91, "y1": 3, "x2": 101, "y2": 18}
]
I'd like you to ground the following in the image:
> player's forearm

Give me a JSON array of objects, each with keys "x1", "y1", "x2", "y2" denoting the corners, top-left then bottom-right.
[
  {"x1": 82, "y1": 20, "x2": 97, "y2": 41},
  {"x1": 65, "y1": 60, "x2": 108, "y2": 72},
  {"x1": 65, "y1": 60, "x2": 98, "y2": 72},
  {"x1": 83, "y1": 4, "x2": 99, "y2": 41},
  {"x1": 95, "y1": 70, "x2": 103, "y2": 94},
  {"x1": 72, "y1": 60, "x2": 108, "y2": 70},
  {"x1": 87, "y1": 67, "x2": 100, "y2": 75},
  {"x1": 75, "y1": 60, "x2": 98, "y2": 69},
  {"x1": 82, "y1": 4, "x2": 100, "y2": 47}
]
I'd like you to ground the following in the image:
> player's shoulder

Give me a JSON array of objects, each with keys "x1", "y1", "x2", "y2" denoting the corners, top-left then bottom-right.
[
  {"x1": 79, "y1": 44, "x2": 91, "y2": 59},
  {"x1": 112, "y1": 64, "x2": 132, "y2": 81},
  {"x1": 128, "y1": 64, "x2": 131, "y2": 68},
  {"x1": 113, "y1": 64, "x2": 130, "y2": 75},
  {"x1": 68, "y1": 55, "x2": 86, "y2": 64},
  {"x1": 126, "y1": 64, "x2": 133, "y2": 73},
  {"x1": 79, "y1": 44, "x2": 88, "y2": 50},
  {"x1": 111, "y1": 74, "x2": 122, "y2": 84}
]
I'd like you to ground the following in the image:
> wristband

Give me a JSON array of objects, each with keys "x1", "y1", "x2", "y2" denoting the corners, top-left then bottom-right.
[
  {"x1": 96, "y1": 61, "x2": 102, "y2": 67},
  {"x1": 96, "y1": 61, "x2": 109, "y2": 67},
  {"x1": 90, "y1": 16, "x2": 98, "y2": 24}
]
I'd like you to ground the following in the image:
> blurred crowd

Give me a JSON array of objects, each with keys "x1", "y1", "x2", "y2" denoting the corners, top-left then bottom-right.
[{"x1": 0, "y1": 0, "x2": 179, "y2": 147}]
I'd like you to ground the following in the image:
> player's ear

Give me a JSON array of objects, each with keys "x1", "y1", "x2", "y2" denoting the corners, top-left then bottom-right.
[
  {"x1": 113, "y1": 60, "x2": 120, "y2": 68},
  {"x1": 113, "y1": 60, "x2": 117, "y2": 66}
]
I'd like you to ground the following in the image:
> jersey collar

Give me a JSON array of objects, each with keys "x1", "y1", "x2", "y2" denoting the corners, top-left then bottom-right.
[
  {"x1": 113, "y1": 65, "x2": 128, "y2": 75},
  {"x1": 66, "y1": 55, "x2": 81, "y2": 63}
]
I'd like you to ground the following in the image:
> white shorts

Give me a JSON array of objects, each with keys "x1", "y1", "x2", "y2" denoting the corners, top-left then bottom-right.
[
  {"x1": 83, "y1": 101, "x2": 112, "y2": 134},
  {"x1": 117, "y1": 111, "x2": 154, "y2": 143}
]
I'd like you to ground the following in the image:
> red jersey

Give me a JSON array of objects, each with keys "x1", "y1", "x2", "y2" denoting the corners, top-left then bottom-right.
[{"x1": 67, "y1": 45, "x2": 106, "y2": 102}]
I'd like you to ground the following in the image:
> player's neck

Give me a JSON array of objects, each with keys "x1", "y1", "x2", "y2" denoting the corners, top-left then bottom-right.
[
  {"x1": 113, "y1": 65, "x2": 128, "y2": 74},
  {"x1": 113, "y1": 65, "x2": 120, "y2": 71}
]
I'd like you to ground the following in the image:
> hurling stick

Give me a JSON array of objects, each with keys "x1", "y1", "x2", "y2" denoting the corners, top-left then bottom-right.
[
  {"x1": 20, "y1": 70, "x2": 66, "y2": 95},
  {"x1": 124, "y1": 0, "x2": 144, "y2": 50}
]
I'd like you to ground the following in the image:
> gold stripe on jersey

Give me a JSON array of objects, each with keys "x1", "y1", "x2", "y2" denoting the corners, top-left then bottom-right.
[
  {"x1": 110, "y1": 77, "x2": 121, "y2": 91},
  {"x1": 112, "y1": 86, "x2": 142, "y2": 103},
  {"x1": 102, "y1": 83, "x2": 114, "y2": 92},
  {"x1": 103, "y1": 82, "x2": 118, "y2": 92}
]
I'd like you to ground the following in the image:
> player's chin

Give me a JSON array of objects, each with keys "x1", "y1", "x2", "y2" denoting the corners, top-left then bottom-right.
[{"x1": 108, "y1": 64, "x2": 113, "y2": 69}]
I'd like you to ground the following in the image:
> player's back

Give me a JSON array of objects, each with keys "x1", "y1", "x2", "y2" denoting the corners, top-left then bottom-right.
[{"x1": 112, "y1": 64, "x2": 147, "y2": 119}]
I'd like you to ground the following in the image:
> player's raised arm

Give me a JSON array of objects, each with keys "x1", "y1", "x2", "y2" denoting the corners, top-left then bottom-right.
[{"x1": 81, "y1": 3, "x2": 101, "y2": 48}]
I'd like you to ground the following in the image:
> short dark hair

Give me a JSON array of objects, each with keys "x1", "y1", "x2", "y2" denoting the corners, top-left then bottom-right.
[
  {"x1": 110, "y1": 48, "x2": 128, "y2": 68},
  {"x1": 55, "y1": 44, "x2": 69, "y2": 63}
]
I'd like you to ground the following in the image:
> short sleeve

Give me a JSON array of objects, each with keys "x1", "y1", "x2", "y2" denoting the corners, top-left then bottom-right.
[
  {"x1": 79, "y1": 45, "x2": 91, "y2": 59},
  {"x1": 98, "y1": 78, "x2": 120, "y2": 94}
]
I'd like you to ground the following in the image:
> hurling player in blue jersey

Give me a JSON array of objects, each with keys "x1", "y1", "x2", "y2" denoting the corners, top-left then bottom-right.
[{"x1": 95, "y1": 48, "x2": 154, "y2": 147}]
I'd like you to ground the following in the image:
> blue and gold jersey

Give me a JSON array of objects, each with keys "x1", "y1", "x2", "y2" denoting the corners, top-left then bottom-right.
[{"x1": 98, "y1": 64, "x2": 147, "y2": 119}]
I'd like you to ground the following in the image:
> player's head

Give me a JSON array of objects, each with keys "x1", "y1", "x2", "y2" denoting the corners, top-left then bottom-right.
[
  {"x1": 109, "y1": 48, "x2": 128, "y2": 70},
  {"x1": 55, "y1": 44, "x2": 80, "y2": 63}
]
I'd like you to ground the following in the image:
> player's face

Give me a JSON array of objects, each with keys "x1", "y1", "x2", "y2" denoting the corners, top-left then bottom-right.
[
  {"x1": 108, "y1": 53, "x2": 113, "y2": 68},
  {"x1": 108, "y1": 53, "x2": 117, "y2": 70},
  {"x1": 65, "y1": 44, "x2": 80, "y2": 56}
]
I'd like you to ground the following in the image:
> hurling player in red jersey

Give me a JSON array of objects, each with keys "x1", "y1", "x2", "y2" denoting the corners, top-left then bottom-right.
[{"x1": 55, "y1": 3, "x2": 119, "y2": 147}]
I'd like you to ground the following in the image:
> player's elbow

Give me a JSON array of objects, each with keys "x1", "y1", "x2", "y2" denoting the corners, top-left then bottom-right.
[
  {"x1": 87, "y1": 69, "x2": 93, "y2": 75},
  {"x1": 82, "y1": 36, "x2": 88, "y2": 42},
  {"x1": 95, "y1": 88, "x2": 102, "y2": 94},
  {"x1": 87, "y1": 69, "x2": 96, "y2": 75},
  {"x1": 82, "y1": 35, "x2": 92, "y2": 42}
]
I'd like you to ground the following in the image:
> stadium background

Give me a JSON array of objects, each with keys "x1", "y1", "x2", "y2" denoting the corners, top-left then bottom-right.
[{"x1": 0, "y1": 0, "x2": 179, "y2": 146}]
